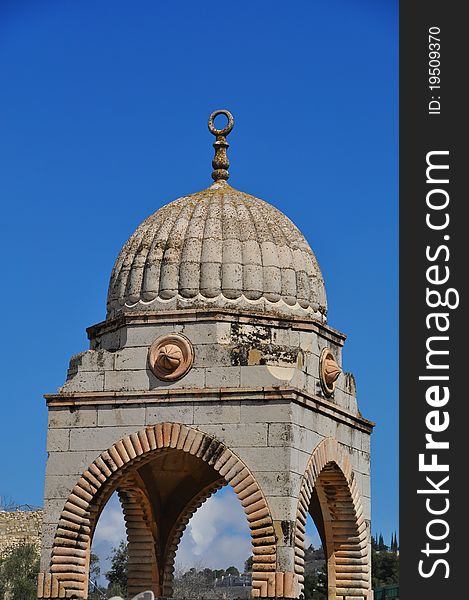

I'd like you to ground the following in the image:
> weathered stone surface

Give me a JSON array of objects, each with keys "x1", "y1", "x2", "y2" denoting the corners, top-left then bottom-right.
[
  {"x1": 98, "y1": 406, "x2": 145, "y2": 427},
  {"x1": 240, "y1": 365, "x2": 294, "y2": 387},
  {"x1": 334, "y1": 378, "x2": 358, "y2": 414},
  {"x1": 201, "y1": 423, "x2": 268, "y2": 448},
  {"x1": 104, "y1": 369, "x2": 150, "y2": 392},
  {"x1": 39, "y1": 522, "x2": 56, "y2": 568},
  {"x1": 107, "y1": 183, "x2": 327, "y2": 320},
  {"x1": 361, "y1": 495, "x2": 371, "y2": 520},
  {"x1": 0, "y1": 510, "x2": 42, "y2": 559},
  {"x1": 193, "y1": 402, "x2": 241, "y2": 424},
  {"x1": 336, "y1": 422, "x2": 355, "y2": 448},
  {"x1": 241, "y1": 400, "x2": 290, "y2": 423},
  {"x1": 360, "y1": 431, "x2": 371, "y2": 453},
  {"x1": 75, "y1": 349, "x2": 115, "y2": 371},
  {"x1": 193, "y1": 344, "x2": 232, "y2": 367},
  {"x1": 152, "y1": 368, "x2": 206, "y2": 390},
  {"x1": 115, "y1": 346, "x2": 149, "y2": 371},
  {"x1": 45, "y1": 450, "x2": 100, "y2": 476},
  {"x1": 268, "y1": 423, "x2": 320, "y2": 454},
  {"x1": 187, "y1": 322, "x2": 232, "y2": 345},
  {"x1": 145, "y1": 403, "x2": 194, "y2": 425},
  {"x1": 358, "y1": 450, "x2": 371, "y2": 475},
  {"x1": 41, "y1": 499, "x2": 67, "y2": 524},
  {"x1": 276, "y1": 545, "x2": 296, "y2": 571},
  {"x1": 253, "y1": 471, "x2": 302, "y2": 498},
  {"x1": 47, "y1": 428, "x2": 70, "y2": 452},
  {"x1": 60, "y1": 370, "x2": 105, "y2": 393},
  {"x1": 124, "y1": 324, "x2": 184, "y2": 348},
  {"x1": 70, "y1": 426, "x2": 140, "y2": 451},
  {"x1": 270, "y1": 327, "x2": 300, "y2": 349},
  {"x1": 268, "y1": 497, "x2": 299, "y2": 521},
  {"x1": 291, "y1": 404, "x2": 341, "y2": 438},
  {"x1": 299, "y1": 331, "x2": 317, "y2": 354},
  {"x1": 90, "y1": 327, "x2": 122, "y2": 351},
  {"x1": 48, "y1": 407, "x2": 97, "y2": 429},
  {"x1": 205, "y1": 366, "x2": 241, "y2": 387},
  {"x1": 353, "y1": 472, "x2": 371, "y2": 499},
  {"x1": 233, "y1": 447, "x2": 301, "y2": 474},
  {"x1": 301, "y1": 352, "x2": 320, "y2": 377},
  {"x1": 44, "y1": 474, "x2": 80, "y2": 500}
]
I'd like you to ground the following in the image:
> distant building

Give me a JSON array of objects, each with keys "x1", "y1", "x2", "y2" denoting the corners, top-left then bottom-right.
[{"x1": 214, "y1": 574, "x2": 252, "y2": 588}]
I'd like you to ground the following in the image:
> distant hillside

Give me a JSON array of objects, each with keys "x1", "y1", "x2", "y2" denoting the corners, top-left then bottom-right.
[{"x1": 304, "y1": 545, "x2": 325, "y2": 574}]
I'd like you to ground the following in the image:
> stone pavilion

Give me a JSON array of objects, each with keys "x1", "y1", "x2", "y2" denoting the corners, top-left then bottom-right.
[{"x1": 37, "y1": 110, "x2": 374, "y2": 600}]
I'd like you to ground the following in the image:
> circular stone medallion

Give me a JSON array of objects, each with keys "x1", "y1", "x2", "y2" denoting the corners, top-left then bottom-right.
[
  {"x1": 148, "y1": 334, "x2": 194, "y2": 381},
  {"x1": 319, "y1": 348, "x2": 341, "y2": 397}
]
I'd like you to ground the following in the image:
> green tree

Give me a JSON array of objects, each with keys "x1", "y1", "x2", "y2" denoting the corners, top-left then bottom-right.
[
  {"x1": 88, "y1": 552, "x2": 106, "y2": 599},
  {"x1": 244, "y1": 556, "x2": 253, "y2": 573},
  {"x1": 303, "y1": 565, "x2": 327, "y2": 600},
  {"x1": 316, "y1": 566, "x2": 327, "y2": 597},
  {"x1": 390, "y1": 532, "x2": 399, "y2": 553},
  {"x1": 225, "y1": 565, "x2": 240, "y2": 576},
  {"x1": 106, "y1": 540, "x2": 128, "y2": 596},
  {"x1": 372, "y1": 548, "x2": 399, "y2": 589},
  {"x1": 90, "y1": 551, "x2": 100, "y2": 580},
  {"x1": 213, "y1": 568, "x2": 226, "y2": 578},
  {"x1": 0, "y1": 543, "x2": 40, "y2": 600},
  {"x1": 378, "y1": 533, "x2": 386, "y2": 551},
  {"x1": 202, "y1": 567, "x2": 216, "y2": 583}
]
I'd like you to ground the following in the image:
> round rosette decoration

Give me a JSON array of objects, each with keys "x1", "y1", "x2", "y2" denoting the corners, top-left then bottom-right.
[
  {"x1": 319, "y1": 347, "x2": 342, "y2": 397},
  {"x1": 148, "y1": 334, "x2": 194, "y2": 381}
]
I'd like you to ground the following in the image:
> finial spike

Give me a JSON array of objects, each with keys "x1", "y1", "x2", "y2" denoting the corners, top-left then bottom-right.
[{"x1": 208, "y1": 109, "x2": 234, "y2": 182}]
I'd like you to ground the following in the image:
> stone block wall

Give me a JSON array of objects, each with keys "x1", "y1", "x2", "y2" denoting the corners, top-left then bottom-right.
[
  {"x1": 64, "y1": 310, "x2": 358, "y2": 416},
  {"x1": 40, "y1": 309, "x2": 373, "y2": 598},
  {"x1": 42, "y1": 396, "x2": 371, "y2": 575},
  {"x1": 0, "y1": 509, "x2": 43, "y2": 559}
]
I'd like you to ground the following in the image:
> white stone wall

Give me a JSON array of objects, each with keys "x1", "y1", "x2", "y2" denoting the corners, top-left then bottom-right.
[
  {"x1": 65, "y1": 318, "x2": 357, "y2": 416},
  {"x1": 41, "y1": 312, "x2": 372, "y2": 586},
  {"x1": 42, "y1": 402, "x2": 370, "y2": 574}
]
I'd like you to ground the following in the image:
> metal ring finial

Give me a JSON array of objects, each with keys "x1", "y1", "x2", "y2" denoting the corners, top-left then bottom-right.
[
  {"x1": 208, "y1": 110, "x2": 234, "y2": 137},
  {"x1": 208, "y1": 109, "x2": 234, "y2": 182}
]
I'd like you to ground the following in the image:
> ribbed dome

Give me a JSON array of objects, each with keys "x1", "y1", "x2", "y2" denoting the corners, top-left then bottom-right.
[{"x1": 107, "y1": 181, "x2": 327, "y2": 320}]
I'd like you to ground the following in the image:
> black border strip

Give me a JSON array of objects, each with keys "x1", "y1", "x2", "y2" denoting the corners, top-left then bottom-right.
[{"x1": 400, "y1": 3, "x2": 465, "y2": 597}]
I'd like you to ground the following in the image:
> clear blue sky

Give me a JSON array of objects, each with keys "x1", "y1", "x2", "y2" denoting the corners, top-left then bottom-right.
[{"x1": 0, "y1": 0, "x2": 398, "y2": 544}]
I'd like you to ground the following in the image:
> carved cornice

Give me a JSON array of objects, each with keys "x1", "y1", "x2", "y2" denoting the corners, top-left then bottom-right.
[
  {"x1": 86, "y1": 307, "x2": 347, "y2": 346},
  {"x1": 45, "y1": 386, "x2": 374, "y2": 433}
]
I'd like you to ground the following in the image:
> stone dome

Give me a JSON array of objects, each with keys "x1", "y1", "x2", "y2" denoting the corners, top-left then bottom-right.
[{"x1": 107, "y1": 180, "x2": 327, "y2": 320}]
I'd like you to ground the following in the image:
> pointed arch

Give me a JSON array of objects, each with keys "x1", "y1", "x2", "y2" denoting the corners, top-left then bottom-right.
[
  {"x1": 38, "y1": 423, "x2": 278, "y2": 599},
  {"x1": 294, "y1": 438, "x2": 370, "y2": 600},
  {"x1": 161, "y1": 478, "x2": 225, "y2": 597}
]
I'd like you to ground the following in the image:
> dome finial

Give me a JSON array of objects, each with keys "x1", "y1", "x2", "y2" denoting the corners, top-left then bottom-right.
[{"x1": 208, "y1": 109, "x2": 234, "y2": 182}]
